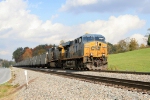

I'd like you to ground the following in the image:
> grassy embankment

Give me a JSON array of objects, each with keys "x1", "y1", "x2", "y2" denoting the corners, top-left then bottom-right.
[
  {"x1": 108, "y1": 48, "x2": 150, "y2": 72},
  {"x1": 0, "y1": 67, "x2": 19, "y2": 99}
]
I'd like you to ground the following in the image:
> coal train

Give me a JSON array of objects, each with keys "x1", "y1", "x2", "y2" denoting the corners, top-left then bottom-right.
[{"x1": 15, "y1": 33, "x2": 108, "y2": 70}]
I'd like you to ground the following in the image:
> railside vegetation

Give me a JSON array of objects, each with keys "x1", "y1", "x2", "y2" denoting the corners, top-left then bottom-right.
[{"x1": 108, "y1": 48, "x2": 150, "y2": 72}]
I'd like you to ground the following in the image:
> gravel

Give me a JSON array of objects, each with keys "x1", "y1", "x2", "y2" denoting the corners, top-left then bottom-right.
[{"x1": 12, "y1": 67, "x2": 150, "y2": 100}]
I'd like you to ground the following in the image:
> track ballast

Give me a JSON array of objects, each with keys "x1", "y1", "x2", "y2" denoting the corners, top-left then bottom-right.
[{"x1": 19, "y1": 67, "x2": 150, "y2": 94}]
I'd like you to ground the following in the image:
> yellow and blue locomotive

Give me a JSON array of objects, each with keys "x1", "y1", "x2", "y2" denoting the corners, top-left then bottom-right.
[
  {"x1": 48, "y1": 33, "x2": 108, "y2": 70},
  {"x1": 15, "y1": 33, "x2": 108, "y2": 70}
]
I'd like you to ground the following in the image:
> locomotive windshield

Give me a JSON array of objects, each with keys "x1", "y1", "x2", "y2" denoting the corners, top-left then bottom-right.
[
  {"x1": 83, "y1": 36, "x2": 105, "y2": 43},
  {"x1": 95, "y1": 36, "x2": 105, "y2": 42},
  {"x1": 83, "y1": 36, "x2": 94, "y2": 42}
]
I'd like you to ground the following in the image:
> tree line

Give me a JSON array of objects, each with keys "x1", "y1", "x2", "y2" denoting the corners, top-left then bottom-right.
[
  {"x1": 108, "y1": 36, "x2": 150, "y2": 54},
  {"x1": 12, "y1": 44, "x2": 54, "y2": 62},
  {"x1": 0, "y1": 59, "x2": 15, "y2": 68}
]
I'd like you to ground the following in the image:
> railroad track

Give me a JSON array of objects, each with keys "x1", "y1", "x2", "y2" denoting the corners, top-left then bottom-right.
[
  {"x1": 92, "y1": 70, "x2": 150, "y2": 75},
  {"x1": 20, "y1": 67, "x2": 150, "y2": 94},
  {"x1": 15, "y1": 66, "x2": 150, "y2": 75},
  {"x1": 54, "y1": 68, "x2": 150, "y2": 75},
  {"x1": 38, "y1": 67, "x2": 150, "y2": 75}
]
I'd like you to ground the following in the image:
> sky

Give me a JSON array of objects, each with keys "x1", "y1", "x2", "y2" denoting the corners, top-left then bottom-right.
[{"x1": 0, "y1": 0, "x2": 150, "y2": 61}]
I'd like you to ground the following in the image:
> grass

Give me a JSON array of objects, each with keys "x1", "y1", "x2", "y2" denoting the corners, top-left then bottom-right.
[
  {"x1": 108, "y1": 48, "x2": 150, "y2": 72},
  {"x1": 0, "y1": 68, "x2": 19, "y2": 99},
  {"x1": 0, "y1": 83, "x2": 13, "y2": 98}
]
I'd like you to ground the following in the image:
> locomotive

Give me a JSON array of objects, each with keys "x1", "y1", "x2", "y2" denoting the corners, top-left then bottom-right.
[{"x1": 15, "y1": 33, "x2": 108, "y2": 70}]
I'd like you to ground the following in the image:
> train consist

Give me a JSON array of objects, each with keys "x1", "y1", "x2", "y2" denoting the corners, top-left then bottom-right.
[{"x1": 15, "y1": 33, "x2": 108, "y2": 70}]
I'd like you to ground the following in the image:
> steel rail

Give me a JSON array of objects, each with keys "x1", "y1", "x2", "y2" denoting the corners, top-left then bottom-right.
[
  {"x1": 92, "y1": 70, "x2": 150, "y2": 75},
  {"x1": 14, "y1": 66, "x2": 150, "y2": 75},
  {"x1": 47, "y1": 71, "x2": 150, "y2": 91}
]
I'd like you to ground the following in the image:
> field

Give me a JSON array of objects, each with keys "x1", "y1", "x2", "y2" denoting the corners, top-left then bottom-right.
[{"x1": 108, "y1": 48, "x2": 150, "y2": 72}]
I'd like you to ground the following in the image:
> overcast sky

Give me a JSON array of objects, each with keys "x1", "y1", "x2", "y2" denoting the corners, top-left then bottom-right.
[{"x1": 0, "y1": 0, "x2": 150, "y2": 61}]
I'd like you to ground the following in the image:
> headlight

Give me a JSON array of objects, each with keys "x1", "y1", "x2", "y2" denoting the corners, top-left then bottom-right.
[
  {"x1": 90, "y1": 53, "x2": 93, "y2": 56},
  {"x1": 102, "y1": 54, "x2": 105, "y2": 56}
]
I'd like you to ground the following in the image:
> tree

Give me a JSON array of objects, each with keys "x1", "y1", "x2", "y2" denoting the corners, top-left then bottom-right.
[
  {"x1": 2, "y1": 60, "x2": 15, "y2": 68},
  {"x1": 12, "y1": 47, "x2": 24, "y2": 62},
  {"x1": 129, "y1": 38, "x2": 139, "y2": 51},
  {"x1": 107, "y1": 42, "x2": 116, "y2": 54},
  {"x1": 139, "y1": 43, "x2": 146, "y2": 49},
  {"x1": 147, "y1": 35, "x2": 150, "y2": 46},
  {"x1": 32, "y1": 44, "x2": 52, "y2": 56},
  {"x1": 22, "y1": 47, "x2": 32, "y2": 60},
  {"x1": 38, "y1": 49, "x2": 46, "y2": 55},
  {"x1": 145, "y1": 28, "x2": 150, "y2": 46},
  {"x1": 60, "y1": 40, "x2": 65, "y2": 45},
  {"x1": 115, "y1": 39, "x2": 129, "y2": 53}
]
